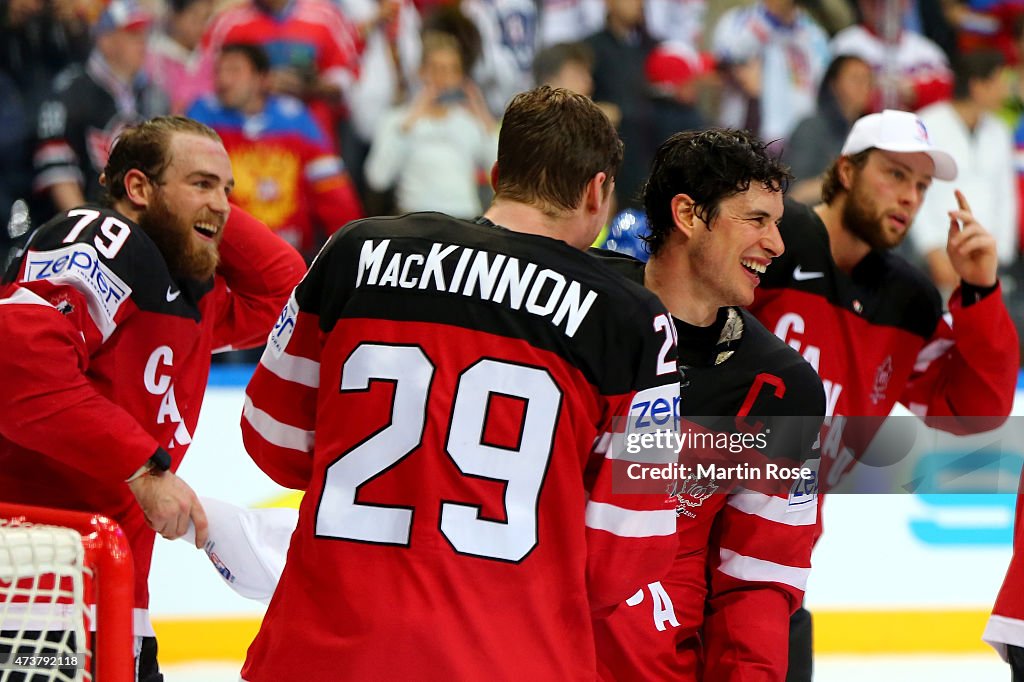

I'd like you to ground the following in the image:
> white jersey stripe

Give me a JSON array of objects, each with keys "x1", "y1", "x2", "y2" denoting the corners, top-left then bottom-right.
[
  {"x1": 585, "y1": 501, "x2": 676, "y2": 538},
  {"x1": 242, "y1": 396, "x2": 315, "y2": 453},
  {"x1": 984, "y1": 614, "x2": 1024, "y2": 661},
  {"x1": 261, "y1": 351, "x2": 321, "y2": 388},
  {"x1": 0, "y1": 287, "x2": 56, "y2": 308},
  {"x1": 727, "y1": 489, "x2": 817, "y2": 526},
  {"x1": 718, "y1": 548, "x2": 810, "y2": 590}
]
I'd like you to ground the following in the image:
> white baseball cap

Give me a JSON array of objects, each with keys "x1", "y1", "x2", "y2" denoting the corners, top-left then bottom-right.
[
  {"x1": 840, "y1": 109, "x2": 958, "y2": 181},
  {"x1": 184, "y1": 497, "x2": 296, "y2": 603}
]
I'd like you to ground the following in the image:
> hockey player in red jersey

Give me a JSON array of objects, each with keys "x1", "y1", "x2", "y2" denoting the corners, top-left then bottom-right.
[
  {"x1": 747, "y1": 109, "x2": 1019, "y2": 680},
  {"x1": 238, "y1": 87, "x2": 681, "y2": 681},
  {"x1": 592, "y1": 129, "x2": 826, "y2": 681},
  {"x1": 0, "y1": 116, "x2": 306, "y2": 679}
]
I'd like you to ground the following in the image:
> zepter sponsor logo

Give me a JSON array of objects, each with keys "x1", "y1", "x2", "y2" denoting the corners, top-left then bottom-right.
[
  {"x1": 267, "y1": 292, "x2": 299, "y2": 358},
  {"x1": 25, "y1": 242, "x2": 132, "y2": 340}
]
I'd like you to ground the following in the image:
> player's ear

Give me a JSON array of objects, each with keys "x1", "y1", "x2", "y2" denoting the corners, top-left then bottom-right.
[
  {"x1": 123, "y1": 169, "x2": 154, "y2": 208},
  {"x1": 670, "y1": 193, "x2": 697, "y2": 239},
  {"x1": 489, "y1": 162, "x2": 499, "y2": 191},
  {"x1": 584, "y1": 171, "x2": 610, "y2": 215},
  {"x1": 837, "y1": 156, "x2": 856, "y2": 192}
]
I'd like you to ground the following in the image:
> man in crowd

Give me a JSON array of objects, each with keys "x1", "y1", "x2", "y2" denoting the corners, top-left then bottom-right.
[
  {"x1": 34, "y1": 0, "x2": 169, "y2": 217},
  {"x1": 235, "y1": 86, "x2": 681, "y2": 680},
  {"x1": 189, "y1": 43, "x2": 363, "y2": 261},
  {"x1": 912, "y1": 49, "x2": 1016, "y2": 295},
  {"x1": 0, "y1": 116, "x2": 306, "y2": 679},
  {"x1": 592, "y1": 129, "x2": 826, "y2": 681},
  {"x1": 747, "y1": 109, "x2": 1019, "y2": 681}
]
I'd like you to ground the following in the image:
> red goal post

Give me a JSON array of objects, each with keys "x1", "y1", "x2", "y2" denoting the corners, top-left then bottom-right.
[{"x1": 0, "y1": 503, "x2": 134, "y2": 681}]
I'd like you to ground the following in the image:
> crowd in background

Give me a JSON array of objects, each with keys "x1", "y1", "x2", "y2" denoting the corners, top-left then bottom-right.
[{"x1": 3, "y1": 0, "x2": 1024, "y2": 340}]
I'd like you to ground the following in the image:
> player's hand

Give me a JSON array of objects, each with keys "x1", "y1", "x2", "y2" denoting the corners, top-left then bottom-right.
[
  {"x1": 946, "y1": 189, "x2": 998, "y2": 288},
  {"x1": 128, "y1": 470, "x2": 209, "y2": 548}
]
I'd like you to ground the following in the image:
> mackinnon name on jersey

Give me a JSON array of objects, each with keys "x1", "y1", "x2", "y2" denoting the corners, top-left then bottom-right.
[{"x1": 356, "y1": 239, "x2": 598, "y2": 338}]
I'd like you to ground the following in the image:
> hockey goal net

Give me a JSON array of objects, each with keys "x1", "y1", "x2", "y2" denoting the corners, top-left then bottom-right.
[{"x1": 0, "y1": 503, "x2": 134, "y2": 681}]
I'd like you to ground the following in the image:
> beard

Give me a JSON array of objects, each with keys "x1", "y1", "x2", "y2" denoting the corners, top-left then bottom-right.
[
  {"x1": 841, "y1": 178, "x2": 906, "y2": 252},
  {"x1": 138, "y1": 191, "x2": 220, "y2": 281}
]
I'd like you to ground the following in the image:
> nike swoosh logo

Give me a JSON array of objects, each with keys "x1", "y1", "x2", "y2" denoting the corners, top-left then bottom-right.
[
  {"x1": 793, "y1": 265, "x2": 824, "y2": 282},
  {"x1": 166, "y1": 286, "x2": 181, "y2": 302}
]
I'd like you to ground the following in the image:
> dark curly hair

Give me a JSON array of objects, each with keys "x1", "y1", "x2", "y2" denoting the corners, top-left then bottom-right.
[{"x1": 642, "y1": 129, "x2": 791, "y2": 256}]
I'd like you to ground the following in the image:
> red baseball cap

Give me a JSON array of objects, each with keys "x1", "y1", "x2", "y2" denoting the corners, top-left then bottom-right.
[{"x1": 645, "y1": 42, "x2": 715, "y2": 89}]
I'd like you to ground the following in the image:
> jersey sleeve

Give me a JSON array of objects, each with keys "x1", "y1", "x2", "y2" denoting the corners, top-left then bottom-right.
[
  {"x1": 34, "y1": 84, "x2": 82, "y2": 194},
  {"x1": 585, "y1": 300, "x2": 681, "y2": 614},
  {"x1": 899, "y1": 284, "x2": 1019, "y2": 433},
  {"x1": 299, "y1": 115, "x2": 364, "y2": 239},
  {"x1": 240, "y1": 228, "x2": 341, "y2": 489},
  {"x1": 702, "y1": 355, "x2": 823, "y2": 681},
  {"x1": 208, "y1": 204, "x2": 307, "y2": 352},
  {"x1": 906, "y1": 61, "x2": 953, "y2": 111},
  {"x1": 987, "y1": 483, "x2": 1024, "y2": 661},
  {"x1": 0, "y1": 209, "x2": 167, "y2": 480},
  {"x1": 702, "y1": 483, "x2": 818, "y2": 681},
  {"x1": 314, "y1": 2, "x2": 361, "y2": 92}
]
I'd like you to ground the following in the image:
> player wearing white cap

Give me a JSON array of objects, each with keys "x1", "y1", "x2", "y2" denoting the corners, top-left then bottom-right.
[{"x1": 748, "y1": 109, "x2": 1019, "y2": 681}]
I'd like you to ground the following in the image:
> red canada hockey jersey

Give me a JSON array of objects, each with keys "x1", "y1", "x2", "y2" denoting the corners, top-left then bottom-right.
[
  {"x1": 749, "y1": 200, "x2": 1018, "y2": 491},
  {"x1": 592, "y1": 251, "x2": 825, "y2": 682},
  {"x1": 201, "y1": 0, "x2": 360, "y2": 143},
  {"x1": 239, "y1": 213, "x2": 681, "y2": 681},
  {"x1": 0, "y1": 205, "x2": 305, "y2": 635}
]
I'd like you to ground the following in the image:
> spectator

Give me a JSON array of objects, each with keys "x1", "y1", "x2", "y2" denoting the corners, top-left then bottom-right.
[
  {"x1": 0, "y1": 0, "x2": 91, "y2": 112},
  {"x1": 340, "y1": 0, "x2": 422, "y2": 198},
  {"x1": 999, "y1": 14, "x2": 1024, "y2": 258},
  {"x1": 711, "y1": 0, "x2": 830, "y2": 144},
  {"x1": 0, "y1": 72, "x2": 30, "y2": 269},
  {"x1": 0, "y1": 0, "x2": 91, "y2": 237},
  {"x1": 539, "y1": 0, "x2": 704, "y2": 49},
  {"x1": 201, "y1": 0, "x2": 361, "y2": 150},
  {"x1": 539, "y1": 0, "x2": 604, "y2": 46},
  {"x1": 533, "y1": 40, "x2": 593, "y2": 93},
  {"x1": 944, "y1": 0, "x2": 1024, "y2": 64},
  {"x1": 364, "y1": 31, "x2": 498, "y2": 217},
  {"x1": 146, "y1": 0, "x2": 215, "y2": 114},
  {"x1": 533, "y1": 41, "x2": 621, "y2": 125},
  {"x1": 831, "y1": 0, "x2": 952, "y2": 111},
  {"x1": 34, "y1": 0, "x2": 170, "y2": 216},
  {"x1": 646, "y1": 0, "x2": 706, "y2": 46},
  {"x1": 463, "y1": 0, "x2": 540, "y2": 115},
  {"x1": 644, "y1": 42, "x2": 712, "y2": 149},
  {"x1": 585, "y1": 0, "x2": 657, "y2": 208},
  {"x1": 786, "y1": 54, "x2": 874, "y2": 205},
  {"x1": 188, "y1": 43, "x2": 363, "y2": 262},
  {"x1": 911, "y1": 49, "x2": 1017, "y2": 295}
]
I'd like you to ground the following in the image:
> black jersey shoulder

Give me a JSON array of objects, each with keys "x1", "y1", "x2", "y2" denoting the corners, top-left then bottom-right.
[
  {"x1": 587, "y1": 247, "x2": 646, "y2": 286},
  {"x1": 299, "y1": 212, "x2": 674, "y2": 394},
  {"x1": 679, "y1": 308, "x2": 825, "y2": 461},
  {"x1": 734, "y1": 309, "x2": 826, "y2": 417},
  {"x1": 12, "y1": 206, "x2": 211, "y2": 319},
  {"x1": 852, "y1": 249, "x2": 943, "y2": 338},
  {"x1": 680, "y1": 307, "x2": 825, "y2": 418}
]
